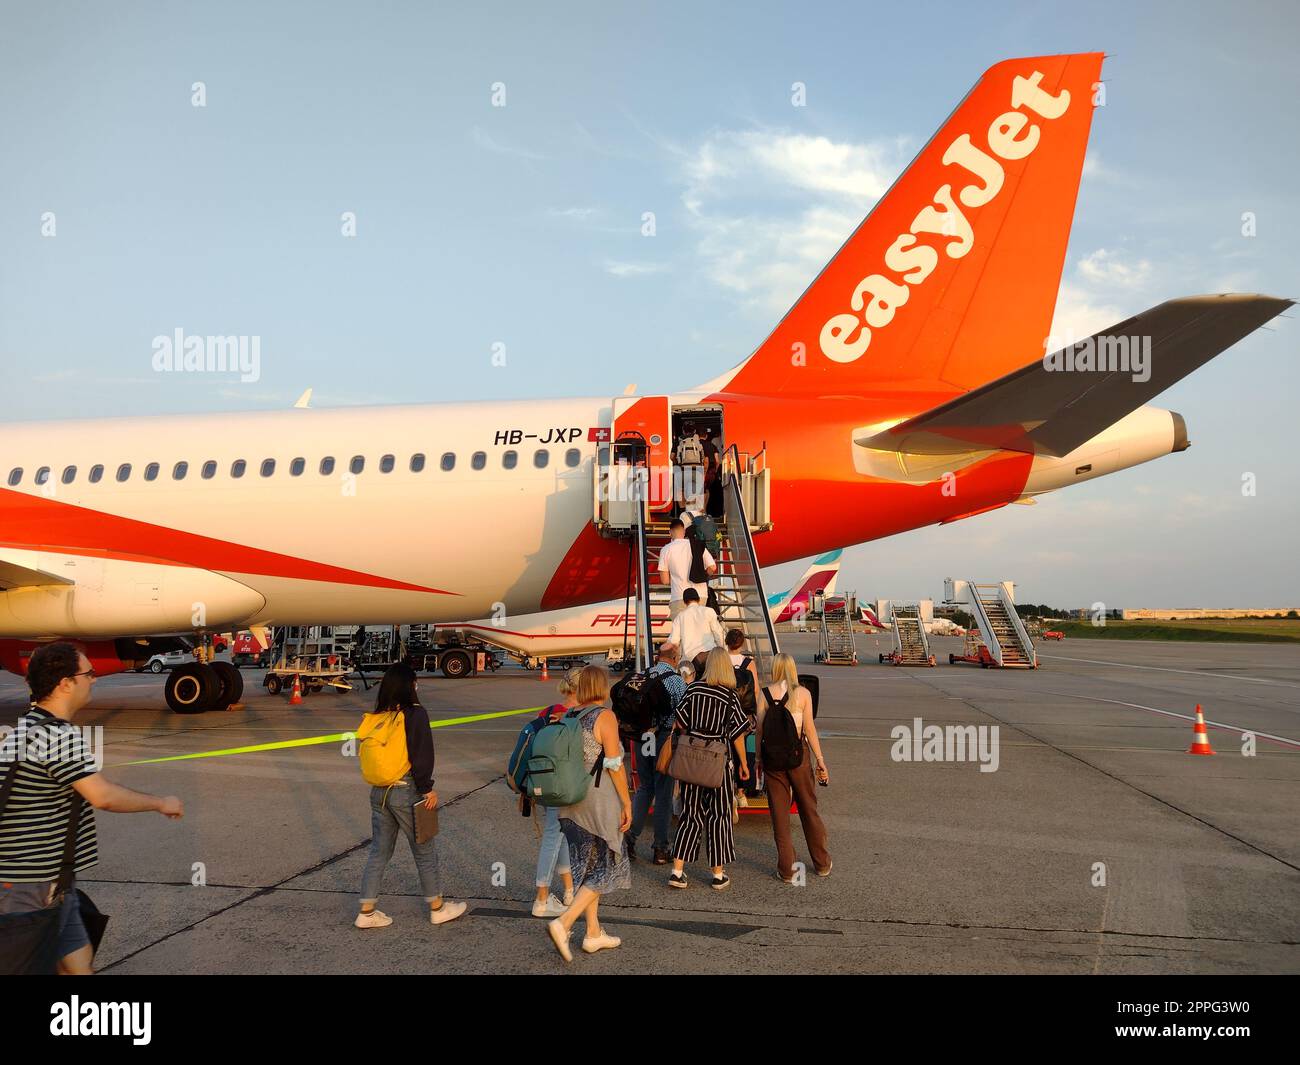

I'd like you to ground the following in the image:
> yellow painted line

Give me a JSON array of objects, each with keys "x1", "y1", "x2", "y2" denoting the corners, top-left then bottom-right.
[{"x1": 112, "y1": 706, "x2": 544, "y2": 767}]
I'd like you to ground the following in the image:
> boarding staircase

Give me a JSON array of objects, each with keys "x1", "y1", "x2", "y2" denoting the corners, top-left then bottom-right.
[
  {"x1": 886, "y1": 602, "x2": 935, "y2": 666},
  {"x1": 596, "y1": 439, "x2": 778, "y2": 677},
  {"x1": 816, "y1": 597, "x2": 858, "y2": 664},
  {"x1": 945, "y1": 579, "x2": 1037, "y2": 668}
]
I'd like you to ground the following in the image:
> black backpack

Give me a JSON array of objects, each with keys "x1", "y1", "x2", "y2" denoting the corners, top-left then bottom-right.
[
  {"x1": 733, "y1": 656, "x2": 756, "y2": 714},
  {"x1": 760, "y1": 686, "x2": 803, "y2": 770},
  {"x1": 612, "y1": 671, "x2": 671, "y2": 735},
  {"x1": 687, "y1": 534, "x2": 710, "y2": 584}
]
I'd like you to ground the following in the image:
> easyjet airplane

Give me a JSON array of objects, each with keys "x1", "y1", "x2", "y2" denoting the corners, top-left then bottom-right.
[{"x1": 0, "y1": 52, "x2": 1288, "y2": 712}]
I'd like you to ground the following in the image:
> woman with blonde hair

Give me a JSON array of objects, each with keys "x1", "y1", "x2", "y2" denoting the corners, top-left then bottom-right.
[
  {"x1": 756, "y1": 653, "x2": 831, "y2": 883},
  {"x1": 547, "y1": 666, "x2": 632, "y2": 961},
  {"x1": 531, "y1": 669, "x2": 580, "y2": 917},
  {"x1": 664, "y1": 647, "x2": 751, "y2": 890}
]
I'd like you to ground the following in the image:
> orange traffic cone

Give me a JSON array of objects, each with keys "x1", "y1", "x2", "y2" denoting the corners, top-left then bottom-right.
[
  {"x1": 540, "y1": 658, "x2": 549, "y2": 681},
  {"x1": 289, "y1": 673, "x2": 303, "y2": 705},
  {"x1": 1187, "y1": 704, "x2": 1215, "y2": 755}
]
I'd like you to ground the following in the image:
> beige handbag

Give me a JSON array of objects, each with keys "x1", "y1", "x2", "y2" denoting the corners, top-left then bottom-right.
[{"x1": 667, "y1": 732, "x2": 727, "y2": 788}]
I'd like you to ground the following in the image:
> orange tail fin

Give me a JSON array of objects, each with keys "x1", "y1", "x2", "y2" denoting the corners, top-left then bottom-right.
[{"x1": 717, "y1": 53, "x2": 1105, "y2": 397}]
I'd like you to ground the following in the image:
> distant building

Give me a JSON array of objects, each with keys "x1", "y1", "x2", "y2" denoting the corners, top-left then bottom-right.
[{"x1": 1119, "y1": 608, "x2": 1299, "y2": 620}]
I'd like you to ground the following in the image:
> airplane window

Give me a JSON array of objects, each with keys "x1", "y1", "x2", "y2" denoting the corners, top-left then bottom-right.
[
  {"x1": 350, "y1": 456, "x2": 365, "y2": 475},
  {"x1": 320, "y1": 456, "x2": 335, "y2": 476},
  {"x1": 565, "y1": 448, "x2": 581, "y2": 468},
  {"x1": 6, "y1": 468, "x2": 20, "y2": 486},
  {"x1": 144, "y1": 463, "x2": 159, "y2": 482},
  {"x1": 231, "y1": 459, "x2": 246, "y2": 478},
  {"x1": 261, "y1": 459, "x2": 276, "y2": 477},
  {"x1": 534, "y1": 449, "x2": 549, "y2": 469},
  {"x1": 440, "y1": 452, "x2": 455, "y2": 472},
  {"x1": 380, "y1": 454, "x2": 395, "y2": 473},
  {"x1": 410, "y1": 453, "x2": 425, "y2": 472},
  {"x1": 61, "y1": 466, "x2": 77, "y2": 484},
  {"x1": 502, "y1": 450, "x2": 518, "y2": 470},
  {"x1": 89, "y1": 465, "x2": 103, "y2": 484},
  {"x1": 35, "y1": 467, "x2": 50, "y2": 485},
  {"x1": 290, "y1": 457, "x2": 305, "y2": 476},
  {"x1": 471, "y1": 451, "x2": 486, "y2": 470},
  {"x1": 173, "y1": 462, "x2": 188, "y2": 480},
  {"x1": 117, "y1": 463, "x2": 132, "y2": 482},
  {"x1": 202, "y1": 461, "x2": 216, "y2": 479}
]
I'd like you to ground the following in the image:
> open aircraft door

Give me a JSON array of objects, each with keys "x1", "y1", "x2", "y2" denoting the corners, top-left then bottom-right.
[{"x1": 612, "y1": 396, "x2": 674, "y2": 513}]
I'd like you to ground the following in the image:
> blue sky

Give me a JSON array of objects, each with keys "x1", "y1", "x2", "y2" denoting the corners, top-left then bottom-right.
[{"x1": 1, "y1": 1, "x2": 1296, "y2": 608}]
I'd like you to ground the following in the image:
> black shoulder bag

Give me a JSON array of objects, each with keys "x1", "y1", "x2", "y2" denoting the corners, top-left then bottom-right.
[{"x1": 0, "y1": 761, "x2": 108, "y2": 974}]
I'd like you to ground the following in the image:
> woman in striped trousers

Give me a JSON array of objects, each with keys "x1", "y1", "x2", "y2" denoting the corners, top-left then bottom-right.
[{"x1": 667, "y1": 647, "x2": 751, "y2": 891}]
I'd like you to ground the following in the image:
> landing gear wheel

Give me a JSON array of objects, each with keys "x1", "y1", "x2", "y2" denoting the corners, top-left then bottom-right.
[
  {"x1": 441, "y1": 650, "x2": 472, "y2": 679},
  {"x1": 265, "y1": 674, "x2": 283, "y2": 695},
  {"x1": 949, "y1": 654, "x2": 956, "y2": 665},
  {"x1": 166, "y1": 663, "x2": 220, "y2": 714},
  {"x1": 209, "y1": 661, "x2": 244, "y2": 710}
]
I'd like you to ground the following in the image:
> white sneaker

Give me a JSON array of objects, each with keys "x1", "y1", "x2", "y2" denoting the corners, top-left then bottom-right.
[
  {"x1": 548, "y1": 918, "x2": 573, "y2": 962},
  {"x1": 562, "y1": 887, "x2": 574, "y2": 907},
  {"x1": 430, "y1": 900, "x2": 467, "y2": 925},
  {"x1": 355, "y1": 909, "x2": 392, "y2": 928},
  {"x1": 532, "y1": 895, "x2": 566, "y2": 918},
  {"x1": 582, "y1": 930, "x2": 622, "y2": 954}
]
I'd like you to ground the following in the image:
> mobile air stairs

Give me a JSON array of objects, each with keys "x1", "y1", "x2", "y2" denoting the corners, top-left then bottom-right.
[
  {"x1": 596, "y1": 435, "x2": 781, "y2": 816},
  {"x1": 815, "y1": 596, "x2": 858, "y2": 665},
  {"x1": 944, "y1": 579, "x2": 1038, "y2": 668},
  {"x1": 879, "y1": 602, "x2": 936, "y2": 666},
  {"x1": 595, "y1": 436, "x2": 779, "y2": 679}
]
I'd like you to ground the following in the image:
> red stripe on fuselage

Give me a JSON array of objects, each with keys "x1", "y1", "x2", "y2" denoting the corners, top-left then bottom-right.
[{"x1": 0, "y1": 489, "x2": 457, "y2": 596}]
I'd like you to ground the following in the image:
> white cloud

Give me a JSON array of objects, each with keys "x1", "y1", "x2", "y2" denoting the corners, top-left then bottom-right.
[
  {"x1": 1077, "y1": 247, "x2": 1153, "y2": 287},
  {"x1": 1048, "y1": 281, "x2": 1126, "y2": 349},
  {"x1": 678, "y1": 129, "x2": 901, "y2": 313},
  {"x1": 471, "y1": 127, "x2": 544, "y2": 160},
  {"x1": 549, "y1": 206, "x2": 600, "y2": 221},
  {"x1": 604, "y1": 260, "x2": 668, "y2": 278}
]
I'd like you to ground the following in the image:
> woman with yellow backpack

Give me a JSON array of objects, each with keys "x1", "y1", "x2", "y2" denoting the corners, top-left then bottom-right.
[{"x1": 354, "y1": 664, "x2": 467, "y2": 929}]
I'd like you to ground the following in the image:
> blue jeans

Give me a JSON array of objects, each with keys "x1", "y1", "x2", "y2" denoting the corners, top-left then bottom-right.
[
  {"x1": 360, "y1": 778, "x2": 441, "y2": 903},
  {"x1": 535, "y1": 804, "x2": 571, "y2": 888},
  {"x1": 630, "y1": 725, "x2": 673, "y2": 849}
]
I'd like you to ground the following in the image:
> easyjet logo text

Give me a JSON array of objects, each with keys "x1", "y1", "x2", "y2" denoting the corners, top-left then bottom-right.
[{"x1": 820, "y1": 70, "x2": 1071, "y2": 364}]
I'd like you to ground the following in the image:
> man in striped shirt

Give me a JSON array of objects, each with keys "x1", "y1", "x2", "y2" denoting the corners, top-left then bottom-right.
[{"x1": 0, "y1": 643, "x2": 183, "y2": 974}]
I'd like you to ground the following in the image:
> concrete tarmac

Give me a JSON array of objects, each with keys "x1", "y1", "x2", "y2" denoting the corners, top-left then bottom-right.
[{"x1": 2, "y1": 633, "x2": 1296, "y2": 974}]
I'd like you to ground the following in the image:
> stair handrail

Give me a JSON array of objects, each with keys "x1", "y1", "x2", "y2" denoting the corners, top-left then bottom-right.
[
  {"x1": 721, "y1": 444, "x2": 779, "y2": 677},
  {"x1": 997, "y1": 582, "x2": 1037, "y2": 667},
  {"x1": 966, "y1": 584, "x2": 1005, "y2": 666}
]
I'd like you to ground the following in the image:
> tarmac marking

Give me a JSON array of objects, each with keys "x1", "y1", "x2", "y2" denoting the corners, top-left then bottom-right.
[
  {"x1": 907, "y1": 674, "x2": 1300, "y2": 751},
  {"x1": 111, "y1": 705, "x2": 544, "y2": 767},
  {"x1": 1029, "y1": 689, "x2": 1300, "y2": 751},
  {"x1": 1038, "y1": 653, "x2": 1300, "y2": 689}
]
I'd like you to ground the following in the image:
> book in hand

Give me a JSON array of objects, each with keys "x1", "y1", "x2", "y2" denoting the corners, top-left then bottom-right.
[{"x1": 414, "y1": 798, "x2": 439, "y2": 843}]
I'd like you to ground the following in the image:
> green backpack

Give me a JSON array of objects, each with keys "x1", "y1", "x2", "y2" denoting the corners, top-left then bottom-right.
[{"x1": 525, "y1": 705, "x2": 605, "y2": 807}]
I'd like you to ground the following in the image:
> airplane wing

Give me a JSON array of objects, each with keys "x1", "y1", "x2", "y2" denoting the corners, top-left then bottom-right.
[
  {"x1": 855, "y1": 294, "x2": 1291, "y2": 457},
  {"x1": 0, "y1": 560, "x2": 76, "y2": 590}
]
